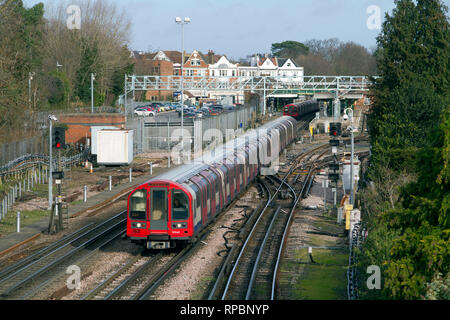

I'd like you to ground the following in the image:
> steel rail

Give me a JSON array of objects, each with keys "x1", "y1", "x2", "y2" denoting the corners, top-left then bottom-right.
[
  {"x1": 220, "y1": 181, "x2": 272, "y2": 300},
  {"x1": 0, "y1": 211, "x2": 125, "y2": 287},
  {"x1": 245, "y1": 206, "x2": 281, "y2": 299},
  {"x1": 0, "y1": 212, "x2": 126, "y2": 298},
  {"x1": 271, "y1": 164, "x2": 316, "y2": 300},
  {"x1": 20, "y1": 227, "x2": 126, "y2": 300},
  {"x1": 220, "y1": 143, "x2": 329, "y2": 300},
  {"x1": 0, "y1": 222, "x2": 96, "y2": 280}
]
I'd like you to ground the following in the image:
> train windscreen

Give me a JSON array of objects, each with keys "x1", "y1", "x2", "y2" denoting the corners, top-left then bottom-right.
[
  {"x1": 172, "y1": 190, "x2": 189, "y2": 220},
  {"x1": 129, "y1": 189, "x2": 147, "y2": 220}
]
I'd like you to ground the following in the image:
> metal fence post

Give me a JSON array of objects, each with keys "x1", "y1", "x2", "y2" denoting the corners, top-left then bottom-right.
[
  {"x1": 17, "y1": 211, "x2": 20, "y2": 233},
  {"x1": 129, "y1": 168, "x2": 132, "y2": 183},
  {"x1": 83, "y1": 186, "x2": 87, "y2": 202},
  {"x1": 109, "y1": 176, "x2": 112, "y2": 191}
]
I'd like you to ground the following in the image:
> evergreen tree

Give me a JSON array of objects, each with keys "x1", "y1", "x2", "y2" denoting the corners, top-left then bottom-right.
[{"x1": 360, "y1": 0, "x2": 450, "y2": 299}]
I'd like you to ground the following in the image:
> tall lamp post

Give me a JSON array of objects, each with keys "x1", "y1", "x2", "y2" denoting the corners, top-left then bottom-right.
[
  {"x1": 91, "y1": 73, "x2": 95, "y2": 113},
  {"x1": 343, "y1": 107, "x2": 355, "y2": 206},
  {"x1": 28, "y1": 72, "x2": 35, "y2": 107},
  {"x1": 175, "y1": 16, "x2": 190, "y2": 160},
  {"x1": 48, "y1": 115, "x2": 58, "y2": 209}
]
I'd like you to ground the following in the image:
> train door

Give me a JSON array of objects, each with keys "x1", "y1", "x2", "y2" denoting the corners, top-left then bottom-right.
[
  {"x1": 211, "y1": 166, "x2": 224, "y2": 211},
  {"x1": 224, "y1": 162, "x2": 234, "y2": 200},
  {"x1": 149, "y1": 187, "x2": 168, "y2": 231},
  {"x1": 192, "y1": 177, "x2": 208, "y2": 226},
  {"x1": 201, "y1": 172, "x2": 215, "y2": 218}
]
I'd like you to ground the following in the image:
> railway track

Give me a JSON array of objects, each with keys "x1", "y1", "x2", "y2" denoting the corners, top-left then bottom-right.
[
  {"x1": 207, "y1": 140, "x2": 329, "y2": 300},
  {"x1": 0, "y1": 212, "x2": 127, "y2": 299}
]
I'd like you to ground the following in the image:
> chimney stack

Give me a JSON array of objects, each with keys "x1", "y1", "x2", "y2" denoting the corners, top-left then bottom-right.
[{"x1": 208, "y1": 50, "x2": 215, "y2": 64}]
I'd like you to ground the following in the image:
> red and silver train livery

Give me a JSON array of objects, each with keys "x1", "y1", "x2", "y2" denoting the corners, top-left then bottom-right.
[
  {"x1": 126, "y1": 116, "x2": 297, "y2": 249},
  {"x1": 283, "y1": 99, "x2": 319, "y2": 120}
]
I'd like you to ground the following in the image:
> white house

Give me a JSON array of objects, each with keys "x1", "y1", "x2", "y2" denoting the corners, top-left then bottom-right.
[
  {"x1": 209, "y1": 56, "x2": 239, "y2": 80},
  {"x1": 257, "y1": 57, "x2": 278, "y2": 77},
  {"x1": 208, "y1": 56, "x2": 242, "y2": 104},
  {"x1": 276, "y1": 58, "x2": 304, "y2": 82}
]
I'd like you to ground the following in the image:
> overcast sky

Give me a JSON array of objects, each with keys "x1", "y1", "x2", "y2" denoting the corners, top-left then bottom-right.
[{"x1": 23, "y1": 0, "x2": 450, "y2": 60}]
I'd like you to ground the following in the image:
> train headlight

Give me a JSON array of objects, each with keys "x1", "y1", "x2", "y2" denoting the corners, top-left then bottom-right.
[
  {"x1": 136, "y1": 223, "x2": 142, "y2": 228},
  {"x1": 177, "y1": 223, "x2": 183, "y2": 228}
]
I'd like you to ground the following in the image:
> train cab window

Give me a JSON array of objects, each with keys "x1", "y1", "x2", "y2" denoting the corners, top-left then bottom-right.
[
  {"x1": 129, "y1": 189, "x2": 147, "y2": 220},
  {"x1": 151, "y1": 189, "x2": 167, "y2": 222},
  {"x1": 172, "y1": 190, "x2": 189, "y2": 220}
]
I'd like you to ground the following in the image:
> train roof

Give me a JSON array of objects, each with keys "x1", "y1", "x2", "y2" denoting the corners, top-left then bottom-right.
[{"x1": 145, "y1": 116, "x2": 296, "y2": 185}]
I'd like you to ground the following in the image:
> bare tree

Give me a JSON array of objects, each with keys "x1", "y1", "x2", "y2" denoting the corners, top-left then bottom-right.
[{"x1": 41, "y1": 0, "x2": 132, "y2": 106}]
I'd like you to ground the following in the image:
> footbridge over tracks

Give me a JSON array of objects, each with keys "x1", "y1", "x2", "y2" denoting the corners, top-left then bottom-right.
[{"x1": 123, "y1": 75, "x2": 375, "y2": 118}]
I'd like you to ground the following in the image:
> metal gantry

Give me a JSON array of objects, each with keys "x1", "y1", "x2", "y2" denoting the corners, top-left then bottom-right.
[
  {"x1": 125, "y1": 75, "x2": 372, "y2": 95},
  {"x1": 124, "y1": 75, "x2": 374, "y2": 116}
]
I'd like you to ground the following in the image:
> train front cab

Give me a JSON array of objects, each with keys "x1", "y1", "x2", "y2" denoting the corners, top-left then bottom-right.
[{"x1": 127, "y1": 181, "x2": 193, "y2": 249}]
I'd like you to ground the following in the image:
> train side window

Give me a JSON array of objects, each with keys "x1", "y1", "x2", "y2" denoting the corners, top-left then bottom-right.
[
  {"x1": 240, "y1": 165, "x2": 243, "y2": 186},
  {"x1": 226, "y1": 174, "x2": 230, "y2": 198},
  {"x1": 129, "y1": 189, "x2": 147, "y2": 220},
  {"x1": 172, "y1": 190, "x2": 189, "y2": 220},
  {"x1": 215, "y1": 180, "x2": 219, "y2": 207},
  {"x1": 206, "y1": 181, "x2": 211, "y2": 216}
]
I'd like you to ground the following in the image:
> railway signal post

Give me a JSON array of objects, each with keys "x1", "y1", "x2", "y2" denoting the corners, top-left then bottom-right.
[{"x1": 48, "y1": 126, "x2": 67, "y2": 234}]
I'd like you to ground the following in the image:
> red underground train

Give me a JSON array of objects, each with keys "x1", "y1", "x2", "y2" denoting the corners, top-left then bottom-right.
[
  {"x1": 126, "y1": 116, "x2": 297, "y2": 249},
  {"x1": 283, "y1": 99, "x2": 319, "y2": 120}
]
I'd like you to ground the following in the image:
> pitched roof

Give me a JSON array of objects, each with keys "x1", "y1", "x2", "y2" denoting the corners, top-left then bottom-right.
[
  {"x1": 163, "y1": 50, "x2": 182, "y2": 63},
  {"x1": 278, "y1": 58, "x2": 299, "y2": 68},
  {"x1": 258, "y1": 57, "x2": 278, "y2": 67}
]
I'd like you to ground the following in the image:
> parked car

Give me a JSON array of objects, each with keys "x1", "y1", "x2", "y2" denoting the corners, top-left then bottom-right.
[
  {"x1": 137, "y1": 105, "x2": 157, "y2": 112},
  {"x1": 200, "y1": 106, "x2": 212, "y2": 116},
  {"x1": 182, "y1": 110, "x2": 197, "y2": 119},
  {"x1": 163, "y1": 102, "x2": 174, "y2": 110},
  {"x1": 210, "y1": 104, "x2": 224, "y2": 115},
  {"x1": 150, "y1": 102, "x2": 165, "y2": 112},
  {"x1": 176, "y1": 105, "x2": 192, "y2": 115},
  {"x1": 134, "y1": 107, "x2": 155, "y2": 117},
  {"x1": 223, "y1": 105, "x2": 235, "y2": 111}
]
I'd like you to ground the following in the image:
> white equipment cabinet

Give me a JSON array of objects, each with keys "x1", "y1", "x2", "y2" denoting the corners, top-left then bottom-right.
[{"x1": 97, "y1": 129, "x2": 134, "y2": 165}]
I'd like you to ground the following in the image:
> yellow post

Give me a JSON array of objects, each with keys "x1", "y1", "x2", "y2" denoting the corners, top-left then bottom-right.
[{"x1": 345, "y1": 204, "x2": 353, "y2": 230}]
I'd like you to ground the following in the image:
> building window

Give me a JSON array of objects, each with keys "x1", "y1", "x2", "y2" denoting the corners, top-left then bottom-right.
[
  {"x1": 232, "y1": 70, "x2": 235, "y2": 77},
  {"x1": 220, "y1": 70, "x2": 227, "y2": 77},
  {"x1": 152, "y1": 66, "x2": 160, "y2": 75},
  {"x1": 191, "y1": 59, "x2": 200, "y2": 66}
]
